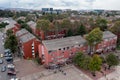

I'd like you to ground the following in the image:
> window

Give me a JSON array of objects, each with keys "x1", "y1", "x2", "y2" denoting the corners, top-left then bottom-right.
[
  {"x1": 59, "y1": 48, "x2": 61, "y2": 50},
  {"x1": 48, "y1": 50, "x2": 52, "y2": 53},
  {"x1": 67, "y1": 47, "x2": 69, "y2": 50}
]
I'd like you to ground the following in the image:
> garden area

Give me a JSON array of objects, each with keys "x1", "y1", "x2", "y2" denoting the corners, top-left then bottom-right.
[{"x1": 73, "y1": 52, "x2": 119, "y2": 80}]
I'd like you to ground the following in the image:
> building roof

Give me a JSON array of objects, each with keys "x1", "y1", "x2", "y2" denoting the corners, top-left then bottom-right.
[
  {"x1": 43, "y1": 35, "x2": 86, "y2": 51},
  {"x1": 27, "y1": 21, "x2": 36, "y2": 29},
  {"x1": 16, "y1": 29, "x2": 29, "y2": 37},
  {"x1": 19, "y1": 33, "x2": 35, "y2": 43},
  {"x1": 4, "y1": 18, "x2": 17, "y2": 30},
  {"x1": 103, "y1": 31, "x2": 117, "y2": 39}
]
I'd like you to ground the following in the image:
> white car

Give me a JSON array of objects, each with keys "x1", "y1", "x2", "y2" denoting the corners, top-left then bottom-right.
[
  {"x1": 0, "y1": 54, "x2": 3, "y2": 58},
  {"x1": 10, "y1": 78, "x2": 20, "y2": 80},
  {"x1": 7, "y1": 64, "x2": 15, "y2": 69}
]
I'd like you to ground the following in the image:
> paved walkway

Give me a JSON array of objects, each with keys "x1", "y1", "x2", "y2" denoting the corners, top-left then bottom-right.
[
  {"x1": 21, "y1": 65, "x2": 92, "y2": 80},
  {"x1": 99, "y1": 65, "x2": 120, "y2": 80}
]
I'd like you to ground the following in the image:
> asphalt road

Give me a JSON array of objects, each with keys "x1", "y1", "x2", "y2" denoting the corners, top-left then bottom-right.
[{"x1": 0, "y1": 32, "x2": 8, "y2": 80}]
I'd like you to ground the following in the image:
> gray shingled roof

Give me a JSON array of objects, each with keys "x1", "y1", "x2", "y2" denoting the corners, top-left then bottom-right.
[
  {"x1": 16, "y1": 29, "x2": 29, "y2": 37},
  {"x1": 42, "y1": 35, "x2": 86, "y2": 51},
  {"x1": 27, "y1": 21, "x2": 36, "y2": 29},
  {"x1": 4, "y1": 18, "x2": 17, "y2": 30},
  {"x1": 19, "y1": 33, "x2": 35, "y2": 43},
  {"x1": 103, "y1": 31, "x2": 117, "y2": 39}
]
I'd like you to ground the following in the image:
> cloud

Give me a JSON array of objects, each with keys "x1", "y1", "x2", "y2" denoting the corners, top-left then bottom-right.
[
  {"x1": 93, "y1": 0, "x2": 120, "y2": 10},
  {"x1": 0, "y1": 0, "x2": 120, "y2": 10}
]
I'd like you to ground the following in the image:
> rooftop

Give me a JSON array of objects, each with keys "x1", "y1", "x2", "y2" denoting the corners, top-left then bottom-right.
[
  {"x1": 43, "y1": 35, "x2": 86, "y2": 51},
  {"x1": 16, "y1": 29, "x2": 29, "y2": 37},
  {"x1": 27, "y1": 21, "x2": 36, "y2": 29},
  {"x1": 103, "y1": 31, "x2": 117, "y2": 39},
  {"x1": 4, "y1": 18, "x2": 17, "y2": 30},
  {"x1": 19, "y1": 33, "x2": 35, "y2": 43}
]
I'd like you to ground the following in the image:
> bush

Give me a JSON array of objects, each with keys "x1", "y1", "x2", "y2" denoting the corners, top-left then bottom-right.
[
  {"x1": 106, "y1": 53, "x2": 119, "y2": 69},
  {"x1": 34, "y1": 56, "x2": 42, "y2": 65}
]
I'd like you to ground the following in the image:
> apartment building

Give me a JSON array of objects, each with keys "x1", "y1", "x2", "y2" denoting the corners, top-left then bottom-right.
[
  {"x1": 38, "y1": 35, "x2": 87, "y2": 65},
  {"x1": 16, "y1": 29, "x2": 40, "y2": 59}
]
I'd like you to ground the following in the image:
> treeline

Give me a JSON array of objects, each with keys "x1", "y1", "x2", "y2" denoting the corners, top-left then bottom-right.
[{"x1": 0, "y1": 9, "x2": 29, "y2": 18}]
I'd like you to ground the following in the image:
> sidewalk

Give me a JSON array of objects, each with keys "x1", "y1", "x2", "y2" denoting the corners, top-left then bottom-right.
[
  {"x1": 98, "y1": 65, "x2": 120, "y2": 80},
  {"x1": 21, "y1": 65, "x2": 92, "y2": 80}
]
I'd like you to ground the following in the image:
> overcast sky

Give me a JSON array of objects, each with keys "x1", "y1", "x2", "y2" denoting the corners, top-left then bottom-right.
[{"x1": 0, "y1": 0, "x2": 120, "y2": 10}]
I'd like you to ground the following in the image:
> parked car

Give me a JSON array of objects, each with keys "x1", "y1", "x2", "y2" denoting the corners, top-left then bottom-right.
[
  {"x1": 5, "y1": 57, "x2": 13, "y2": 62},
  {"x1": 1, "y1": 65, "x2": 6, "y2": 72},
  {"x1": 0, "y1": 54, "x2": 3, "y2": 58},
  {"x1": 7, "y1": 64, "x2": 15, "y2": 69},
  {"x1": 7, "y1": 69, "x2": 16, "y2": 75},
  {"x1": 4, "y1": 53, "x2": 12, "y2": 57},
  {"x1": 0, "y1": 59, "x2": 3, "y2": 64},
  {"x1": 4, "y1": 49, "x2": 11, "y2": 54},
  {"x1": 10, "y1": 77, "x2": 20, "y2": 80}
]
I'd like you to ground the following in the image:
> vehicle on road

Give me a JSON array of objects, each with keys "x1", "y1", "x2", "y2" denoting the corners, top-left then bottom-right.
[
  {"x1": 1, "y1": 65, "x2": 6, "y2": 72},
  {"x1": 0, "y1": 54, "x2": 3, "y2": 58},
  {"x1": 0, "y1": 59, "x2": 3, "y2": 64}
]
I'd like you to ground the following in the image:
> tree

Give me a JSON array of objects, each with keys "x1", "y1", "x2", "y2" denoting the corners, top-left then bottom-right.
[
  {"x1": 36, "y1": 19, "x2": 50, "y2": 32},
  {"x1": 4, "y1": 34, "x2": 18, "y2": 54},
  {"x1": 89, "y1": 55, "x2": 102, "y2": 76},
  {"x1": 110, "y1": 21, "x2": 120, "y2": 49},
  {"x1": 81, "y1": 55, "x2": 92, "y2": 70},
  {"x1": 42, "y1": 14, "x2": 55, "y2": 22},
  {"x1": 0, "y1": 22, "x2": 8, "y2": 28},
  {"x1": 106, "y1": 53, "x2": 119, "y2": 69},
  {"x1": 73, "y1": 52, "x2": 85, "y2": 66},
  {"x1": 76, "y1": 24, "x2": 86, "y2": 36},
  {"x1": 96, "y1": 18, "x2": 108, "y2": 31},
  {"x1": 86, "y1": 28, "x2": 103, "y2": 54},
  {"x1": 17, "y1": 19, "x2": 25, "y2": 24},
  {"x1": 26, "y1": 14, "x2": 36, "y2": 22},
  {"x1": 66, "y1": 28, "x2": 73, "y2": 37},
  {"x1": 61, "y1": 19, "x2": 71, "y2": 29},
  {"x1": 6, "y1": 30, "x2": 13, "y2": 37}
]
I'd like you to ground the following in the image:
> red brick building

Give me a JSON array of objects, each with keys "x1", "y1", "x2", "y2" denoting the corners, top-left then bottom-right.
[
  {"x1": 38, "y1": 35, "x2": 87, "y2": 65},
  {"x1": 27, "y1": 21, "x2": 66, "y2": 40},
  {"x1": 27, "y1": 21, "x2": 41, "y2": 37},
  {"x1": 16, "y1": 29, "x2": 40, "y2": 59},
  {"x1": 38, "y1": 31, "x2": 117, "y2": 66},
  {"x1": 95, "y1": 31, "x2": 117, "y2": 53}
]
